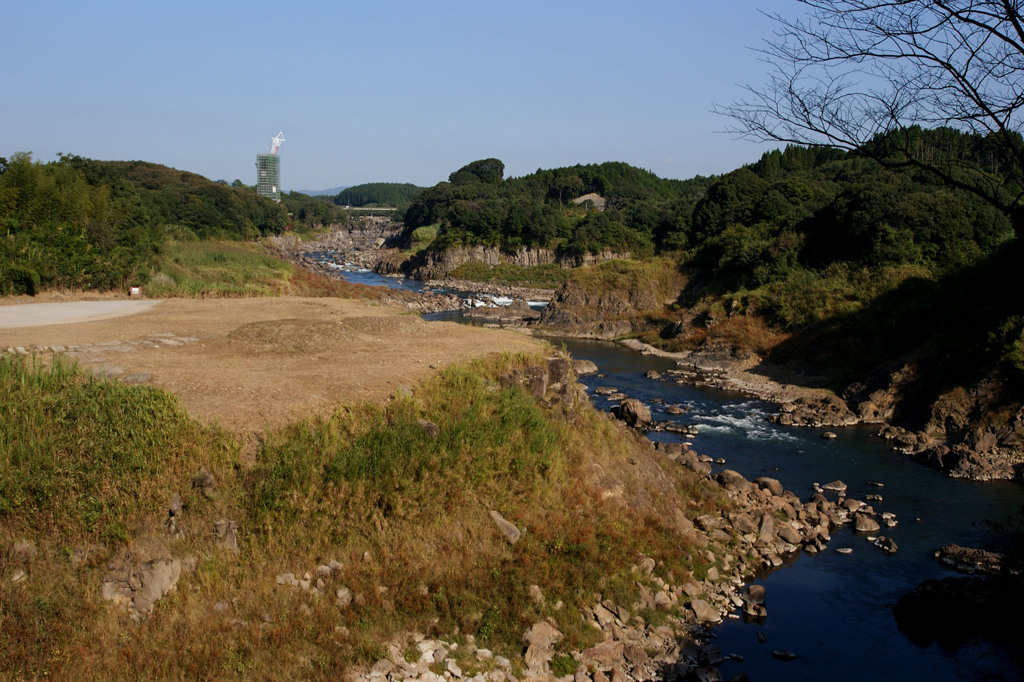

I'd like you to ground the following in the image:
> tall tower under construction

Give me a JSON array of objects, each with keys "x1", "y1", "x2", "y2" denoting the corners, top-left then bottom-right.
[{"x1": 256, "y1": 132, "x2": 285, "y2": 202}]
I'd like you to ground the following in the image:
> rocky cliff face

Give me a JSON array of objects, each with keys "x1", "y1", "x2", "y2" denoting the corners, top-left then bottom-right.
[
  {"x1": 267, "y1": 217, "x2": 402, "y2": 260},
  {"x1": 413, "y1": 245, "x2": 557, "y2": 280},
  {"x1": 402, "y1": 246, "x2": 630, "y2": 280},
  {"x1": 870, "y1": 373, "x2": 1024, "y2": 481},
  {"x1": 537, "y1": 278, "x2": 668, "y2": 339}
]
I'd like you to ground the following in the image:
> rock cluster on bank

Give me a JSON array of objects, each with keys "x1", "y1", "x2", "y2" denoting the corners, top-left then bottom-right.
[
  {"x1": 612, "y1": 340, "x2": 1024, "y2": 483},
  {"x1": 344, "y1": 452, "x2": 906, "y2": 682},
  {"x1": 344, "y1": 370, "x2": 907, "y2": 682}
]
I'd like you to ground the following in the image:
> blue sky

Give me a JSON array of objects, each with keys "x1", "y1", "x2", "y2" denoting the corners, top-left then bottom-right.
[{"x1": 3, "y1": 1, "x2": 791, "y2": 190}]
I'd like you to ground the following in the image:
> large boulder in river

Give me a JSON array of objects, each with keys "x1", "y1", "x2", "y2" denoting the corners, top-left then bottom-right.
[
  {"x1": 754, "y1": 476, "x2": 784, "y2": 496},
  {"x1": 614, "y1": 399, "x2": 651, "y2": 427},
  {"x1": 690, "y1": 598, "x2": 721, "y2": 623},
  {"x1": 821, "y1": 480, "x2": 848, "y2": 493},
  {"x1": 573, "y1": 359, "x2": 599, "y2": 376},
  {"x1": 854, "y1": 515, "x2": 881, "y2": 533},
  {"x1": 936, "y1": 544, "x2": 1008, "y2": 575}
]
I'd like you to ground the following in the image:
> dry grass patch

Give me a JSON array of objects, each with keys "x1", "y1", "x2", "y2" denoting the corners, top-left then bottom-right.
[{"x1": 1, "y1": 351, "x2": 726, "y2": 679}]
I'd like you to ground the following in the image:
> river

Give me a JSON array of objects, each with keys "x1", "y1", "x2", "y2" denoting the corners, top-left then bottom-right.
[
  {"x1": 326, "y1": 260, "x2": 1024, "y2": 681},
  {"x1": 552, "y1": 338, "x2": 1024, "y2": 682}
]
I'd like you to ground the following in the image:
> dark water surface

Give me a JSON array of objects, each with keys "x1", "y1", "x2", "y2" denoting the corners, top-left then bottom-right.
[
  {"x1": 330, "y1": 266, "x2": 1024, "y2": 680},
  {"x1": 555, "y1": 338, "x2": 1024, "y2": 682},
  {"x1": 305, "y1": 253, "x2": 433, "y2": 293}
]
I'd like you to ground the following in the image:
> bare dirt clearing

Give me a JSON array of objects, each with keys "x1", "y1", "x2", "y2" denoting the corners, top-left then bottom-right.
[{"x1": 0, "y1": 297, "x2": 544, "y2": 436}]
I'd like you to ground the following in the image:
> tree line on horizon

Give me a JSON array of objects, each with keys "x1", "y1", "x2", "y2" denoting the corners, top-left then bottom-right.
[{"x1": 333, "y1": 182, "x2": 424, "y2": 208}]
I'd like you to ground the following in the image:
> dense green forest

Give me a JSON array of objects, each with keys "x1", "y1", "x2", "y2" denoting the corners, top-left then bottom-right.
[
  {"x1": 401, "y1": 158, "x2": 713, "y2": 257},
  {"x1": 403, "y1": 130, "x2": 1015, "y2": 315},
  {"x1": 334, "y1": 182, "x2": 423, "y2": 207},
  {"x1": 399, "y1": 129, "x2": 1022, "y2": 377},
  {"x1": 0, "y1": 153, "x2": 347, "y2": 294},
  {"x1": 404, "y1": 134, "x2": 1014, "y2": 271}
]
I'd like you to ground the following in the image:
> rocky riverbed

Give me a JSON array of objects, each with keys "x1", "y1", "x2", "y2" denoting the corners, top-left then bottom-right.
[
  {"x1": 269, "y1": 224, "x2": 554, "y2": 316},
  {"x1": 609, "y1": 339, "x2": 1024, "y2": 484}
]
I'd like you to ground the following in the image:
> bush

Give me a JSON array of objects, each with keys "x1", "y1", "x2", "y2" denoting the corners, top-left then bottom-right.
[
  {"x1": 410, "y1": 224, "x2": 438, "y2": 245},
  {"x1": 0, "y1": 264, "x2": 41, "y2": 295},
  {"x1": 0, "y1": 354, "x2": 229, "y2": 539},
  {"x1": 992, "y1": 316, "x2": 1024, "y2": 376}
]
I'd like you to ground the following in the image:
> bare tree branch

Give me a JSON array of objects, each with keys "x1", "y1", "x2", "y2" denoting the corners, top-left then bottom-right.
[{"x1": 714, "y1": 0, "x2": 1024, "y2": 229}]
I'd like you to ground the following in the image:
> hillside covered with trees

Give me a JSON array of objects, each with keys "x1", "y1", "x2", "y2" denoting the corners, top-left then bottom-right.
[
  {"x1": 398, "y1": 134, "x2": 1015, "y2": 319},
  {"x1": 400, "y1": 158, "x2": 713, "y2": 259},
  {"x1": 396, "y1": 128, "x2": 1022, "y2": 424},
  {"x1": 335, "y1": 182, "x2": 423, "y2": 208},
  {"x1": 0, "y1": 153, "x2": 348, "y2": 294}
]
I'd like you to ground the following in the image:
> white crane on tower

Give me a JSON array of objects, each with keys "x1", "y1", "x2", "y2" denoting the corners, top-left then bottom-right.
[{"x1": 270, "y1": 131, "x2": 285, "y2": 156}]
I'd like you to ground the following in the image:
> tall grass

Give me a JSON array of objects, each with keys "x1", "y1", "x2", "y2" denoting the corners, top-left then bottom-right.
[
  {"x1": 0, "y1": 354, "x2": 234, "y2": 541},
  {"x1": 145, "y1": 241, "x2": 294, "y2": 298},
  {"x1": 144, "y1": 239, "x2": 397, "y2": 302},
  {"x1": 249, "y1": 358, "x2": 566, "y2": 529}
]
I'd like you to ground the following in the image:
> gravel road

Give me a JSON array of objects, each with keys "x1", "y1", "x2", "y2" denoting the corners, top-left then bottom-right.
[{"x1": 0, "y1": 300, "x2": 162, "y2": 329}]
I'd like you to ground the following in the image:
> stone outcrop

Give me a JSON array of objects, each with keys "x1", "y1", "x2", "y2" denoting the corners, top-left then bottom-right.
[
  {"x1": 497, "y1": 355, "x2": 588, "y2": 409},
  {"x1": 935, "y1": 543, "x2": 1014, "y2": 575},
  {"x1": 489, "y1": 510, "x2": 522, "y2": 545},
  {"x1": 523, "y1": 621, "x2": 563, "y2": 675},
  {"x1": 102, "y1": 558, "x2": 183, "y2": 615},
  {"x1": 613, "y1": 399, "x2": 652, "y2": 428},
  {"x1": 409, "y1": 245, "x2": 558, "y2": 281},
  {"x1": 463, "y1": 298, "x2": 541, "y2": 324},
  {"x1": 774, "y1": 394, "x2": 858, "y2": 427},
  {"x1": 845, "y1": 365, "x2": 1024, "y2": 482},
  {"x1": 538, "y1": 279, "x2": 669, "y2": 340}
]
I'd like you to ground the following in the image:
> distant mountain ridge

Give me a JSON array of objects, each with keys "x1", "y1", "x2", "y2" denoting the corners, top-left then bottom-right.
[{"x1": 294, "y1": 186, "x2": 348, "y2": 196}]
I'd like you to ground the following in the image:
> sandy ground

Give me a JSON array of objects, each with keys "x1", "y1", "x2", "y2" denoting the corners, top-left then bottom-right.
[{"x1": 0, "y1": 296, "x2": 544, "y2": 437}]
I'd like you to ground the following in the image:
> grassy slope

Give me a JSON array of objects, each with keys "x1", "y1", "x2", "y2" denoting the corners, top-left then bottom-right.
[
  {"x1": 0, "y1": 307, "x2": 724, "y2": 678},
  {"x1": 144, "y1": 239, "x2": 412, "y2": 303}
]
